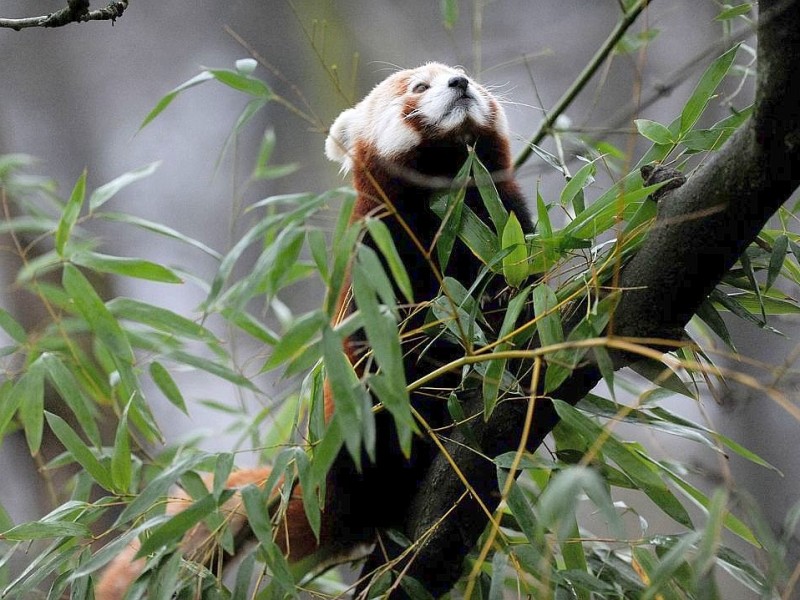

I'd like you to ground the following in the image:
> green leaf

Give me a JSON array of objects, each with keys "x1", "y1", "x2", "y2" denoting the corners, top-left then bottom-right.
[
  {"x1": 139, "y1": 71, "x2": 214, "y2": 130},
  {"x1": 67, "y1": 516, "x2": 169, "y2": 579},
  {"x1": 679, "y1": 45, "x2": 739, "y2": 135},
  {"x1": 62, "y1": 264, "x2": 134, "y2": 363},
  {"x1": 635, "y1": 119, "x2": 674, "y2": 145},
  {"x1": 560, "y1": 161, "x2": 596, "y2": 213},
  {"x1": 45, "y1": 412, "x2": 112, "y2": 491},
  {"x1": 115, "y1": 453, "x2": 208, "y2": 526},
  {"x1": 262, "y1": 310, "x2": 327, "y2": 371},
  {"x1": 695, "y1": 489, "x2": 727, "y2": 576},
  {"x1": 0, "y1": 379, "x2": 22, "y2": 437},
  {"x1": 680, "y1": 127, "x2": 737, "y2": 152},
  {"x1": 107, "y1": 297, "x2": 216, "y2": 342},
  {"x1": 565, "y1": 175, "x2": 663, "y2": 240},
  {"x1": 55, "y1": 169, "x2": 87, "y2": 256},
  {"x1": 715, "y1": 3, "x2": 752, "y2": 20},
  {"x1": 483, "y1": 286, "x2": 531, "y2": 419},
  {"x1": 641, "y1": 532, "x2": 701, "y2": 600},
  {"x1": 366, "y1": 218, "x2": 414, "y2": 304},
  {"x1": 251, "y1": 129, "x2": 298, "y2": 181},
  {"x1": 554, "y1": 401, "x2": 692, "y2": 528},
  {"x1": 533, "y1": 283, "x2": 563, "y2": 350},
  {"x1": 96, "y1": 212, "x2": 222, "y2": 259},
  {"x1": 431, "y1": 279, "x2": 487, "y2": 347},
  {"x1": 208, "y1": 69, "x2": 272, "y2": 98},
  {"x1": 149, "y1": 361, "x2": 188, "y2": 414},
  {"x1": 0, "y1": 308, "x2": 26, "y2": 344},
  {"x1": 441, "y1": 0, "x2": 459, "y2": 28},
  {"x1": 222, "y1": 307, "x2": 279, "y2": 345},
  {"x1": 13, "y1": 367, "x2": 45, "y2": 454},
  {"x1": 1, "y1": 520, "x2": 89, "y2": 541},
  {"x1": 501, "y1": 212, "x2": 528, "y2": 288},
  {"x1": 321, "y1": 326, "x2": 363, "y2": 467},
  {"x1": 695, "y1": 300, "x2": 736, "y2": 351},
  {"x1": 111, "y1": 400, "x2": 133, "y2": 493},
  {"x1": 654, "y1": 458, "x2": 760, "y2": 546},
  {"x1": 449, "y1": 202, "x2": 501, "y2": 265},
  {"x1": 167, "y1": 349, "x2": 257, "y2": 391},
  {"x1": 536, "y1": 189, "x2": 552, "y2": 238},
  {"x1": 40, "y1": 352, "x2": 101, "y2": 446},
  {"x1": 89, "y1": 162, "x2": 161, "y2": 212},
  {"x1": 136, "y1": 493, "x2": 221, "y2": 557},
  {"x1": 71, "y1": 251, "x2": 182, "y2": 284},
  {"x1": 473, "y1": 155, "x2": 509, "y2": 233},
  {"x1": 766, "y1": 234, "x2": 788, "y2": 291},
  {"x1": 352, "y1": 247, "x2": 412, "y2": 455},
  {"x1": 240, "y1": 485, "x2": 297, "y2": 598}
]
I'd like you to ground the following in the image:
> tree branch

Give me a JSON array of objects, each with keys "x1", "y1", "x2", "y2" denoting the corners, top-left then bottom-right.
[
  {"x1": 369, "y1": 0, "x2": 800, "y2": 596},
  {"x1": 0, "y1": 1, "x2": 128, "y2": 31}
]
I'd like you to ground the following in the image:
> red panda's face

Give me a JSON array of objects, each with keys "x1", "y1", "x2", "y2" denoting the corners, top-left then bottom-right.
[{"x1": 326, "y1": 63, "x2": 509, "y2": 173}]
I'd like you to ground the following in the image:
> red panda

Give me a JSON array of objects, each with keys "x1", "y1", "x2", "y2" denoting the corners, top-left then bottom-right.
[{"x1": 96, "y1": 62, "x2": 533, "y2": 599}]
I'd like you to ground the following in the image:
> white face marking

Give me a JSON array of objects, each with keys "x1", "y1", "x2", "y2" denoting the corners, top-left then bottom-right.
[{"x1": 325, "y1": 62, "x2": 509, "y2": 172}]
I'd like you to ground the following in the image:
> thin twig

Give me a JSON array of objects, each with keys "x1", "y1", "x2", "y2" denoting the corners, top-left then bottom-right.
[
  {"x1": 513, "y1": 0, "x2": 652, "y2": 169},
  {"x1": 0, "y1": 1, "x2": 128, "y2": 30}
]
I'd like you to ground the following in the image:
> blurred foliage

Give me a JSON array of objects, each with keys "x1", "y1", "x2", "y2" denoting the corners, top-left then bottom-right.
[{"x1": 2, "y1": 2, "x2": 799, "y2": 599}]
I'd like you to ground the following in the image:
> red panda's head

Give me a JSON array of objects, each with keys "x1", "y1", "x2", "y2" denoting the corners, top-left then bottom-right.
[{"x1": 325, "y1": 63, "x2": 510, "y2": 173}]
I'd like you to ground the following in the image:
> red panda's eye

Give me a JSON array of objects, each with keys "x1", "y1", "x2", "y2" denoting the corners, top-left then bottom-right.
[{"x1": 412, "y1": 82, "x2": 429, "y2": 93}]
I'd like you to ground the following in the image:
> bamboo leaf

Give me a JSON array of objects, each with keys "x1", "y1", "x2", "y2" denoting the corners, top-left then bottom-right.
[
  {"x1": 766, "y1": 234, "x2": 788, "y2": 291},
  {"x1": 55, "y1": 169, "x2": 86, "y2": 256},
  {"x1": 139, "y1": 71, "x2": 215, "y2": 130},
  {"x1": 473, "y1": 155, "x2": 509, "y2": 233},
  {"x1": 679, "y1": 45, "x2": 739, "y2": 135},
  {"x1": 72, "y1": 251, "x2": 182, "y2": 284},
  {"x1": 560, "y1": 160, "x2": 596, "y2": 213},
  {"x1": 167, "y1": 349, "x2": 257, "y2": 391},
  {"x1": 0, "y1": 308, "x2": 26, "y2": 344},
  {"x1": 62, "y1": 264, "x2": 134, "y2": 363},
  {"x1": 89, "y1": 162, "x2": 161, "y2": 212},
  {"x1": 136, "y1": 493, "x2": 222, "y2": 557},
  {"x1": 241, "y1": 485, "x2": 297, "y2": 598},
  {"x1": 441, "y1": 0, "x2": 459, "y2": 28},
  {"x1": 40, "y1": 352, "x2": 101, "y2": 446},
  {"x1": 15, "y1": 367, "x2": 44, "y2": 454},
  {"x1": 1, "y1": 520, "x2": 89, "y2": 541},
  {"x1": 45, "y1": 412, "x2": 112, "y2": 491},
  {"x1": 111, "y1": 400, "x2": 133, "y2": 492},
  {"x1": 501, "y1": 212, "x2": 528, "y2": 288},
  {"x1": 115, "y1": 453, "x2": 207, "y2": 526},
  {"x1": 366, "y1": 218, "x2": 414, "y2": 304},
  {"x1": 107, "y1": 297, "x2": 216, "y2": 341},
  {"x1": 321, "y1": 326, "x2": 363, "y2": 467},
  {"x1": 554, "y1": 401, "x2": 692, "y2": 528},
  {"x1": 635, "y1": 119, "x2": 674, "y2": 145},
  {"x1": 149, "y1": 361, "x2": 188, "y2": 414},
  {"x1": 483, "y1": 286, "x2": 531, "y2": 419},
  {"x1": 262, "y1": 310, "x2": 327, "y2": 371},
  {"x1": 96, "y1": 212, "x2": 221, "y2": 259},
  {"x1": 208, "y1": 69, "x2": 272, "y2": 98}
]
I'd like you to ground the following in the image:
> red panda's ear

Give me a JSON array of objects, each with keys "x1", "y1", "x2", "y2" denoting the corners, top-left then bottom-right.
[{"x1": 325, "y1": 108, "x2": 357, "y2": 173}]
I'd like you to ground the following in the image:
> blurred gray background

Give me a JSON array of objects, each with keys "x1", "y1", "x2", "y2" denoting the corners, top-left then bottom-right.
[{"x1": 0, "y1": 2, "x2": 797, "y2": 597}]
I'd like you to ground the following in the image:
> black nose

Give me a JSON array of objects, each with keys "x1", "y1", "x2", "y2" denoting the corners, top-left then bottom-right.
[{"x1": 448, "y1": 76, "x2": 469, "y2": 92}]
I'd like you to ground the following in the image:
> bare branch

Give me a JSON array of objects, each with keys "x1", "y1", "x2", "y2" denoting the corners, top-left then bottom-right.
[{"x1": 0, "y1": 1, "x2": 128, "y2": 31}]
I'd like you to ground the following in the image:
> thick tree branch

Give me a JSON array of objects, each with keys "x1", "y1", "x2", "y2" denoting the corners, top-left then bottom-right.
[
  {"x1": 0, "y1": 1, "x2": 127, "y2": 30},
  {"x1": 371, "y1": 0, "x2": 800, "y2": 596}
]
